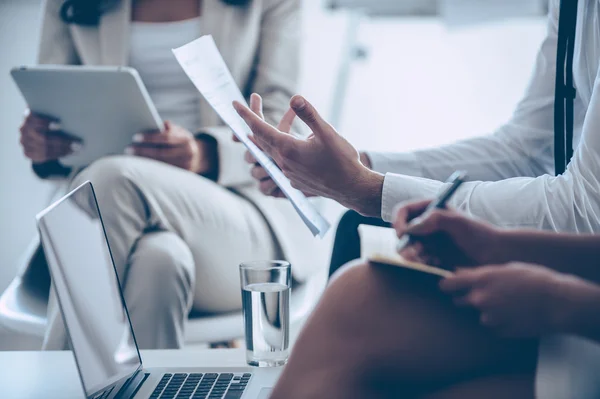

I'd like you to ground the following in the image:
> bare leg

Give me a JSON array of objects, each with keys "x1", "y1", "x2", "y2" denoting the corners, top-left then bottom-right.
[{"x1": 271, "y1": 262, "x2": 537, "y2": 399}]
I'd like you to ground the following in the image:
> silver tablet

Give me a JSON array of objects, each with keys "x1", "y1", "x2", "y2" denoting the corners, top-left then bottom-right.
[{"x1": 11, "y1": 65, "x2": 163, "y2": 167}]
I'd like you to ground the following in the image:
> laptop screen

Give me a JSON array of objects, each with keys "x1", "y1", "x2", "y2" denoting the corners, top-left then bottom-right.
[{"x1": 38, "y1": 182, "x2": 142, "y2": 397}]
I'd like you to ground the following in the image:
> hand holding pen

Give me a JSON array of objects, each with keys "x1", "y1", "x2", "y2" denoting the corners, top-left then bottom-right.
[{"x1": 396, "y1": 171, "x2": 467, "y2": 253}]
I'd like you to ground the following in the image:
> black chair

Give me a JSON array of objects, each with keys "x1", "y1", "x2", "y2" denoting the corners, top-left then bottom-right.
[{"x1": 328, "y1": 210, "x2": 391, "y2": 278}]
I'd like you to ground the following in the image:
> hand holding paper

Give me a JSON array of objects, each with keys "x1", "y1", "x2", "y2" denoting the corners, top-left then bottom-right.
[
  {"x1": 233, "y1": 92, "x2": 386, "y2": 219},
  {"x1": 241, "y1": 94, "x2": 302, "y2": 199},
  {"x1": 172, "y1": 35, "x2": 330, "y2": 237}
]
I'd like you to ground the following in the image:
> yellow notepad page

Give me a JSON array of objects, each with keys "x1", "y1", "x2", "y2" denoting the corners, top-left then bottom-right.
[{"x1": 369, "y1": 253, "x2": 454, "y2": 278}]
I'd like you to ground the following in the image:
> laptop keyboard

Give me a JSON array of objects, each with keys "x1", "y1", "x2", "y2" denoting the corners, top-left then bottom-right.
[{"x1": 150, "y1": 372, "x2": 251, "y2": 399}]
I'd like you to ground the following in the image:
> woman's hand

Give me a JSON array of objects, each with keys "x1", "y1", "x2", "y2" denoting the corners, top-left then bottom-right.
[
  {"x1": 128, "y1": 121, "x2": 216, "y2": 174},
  {"x1": 393, "y1": 200, "x2": 504, "y2": 268},
  {"x1": 440, "y1": 263, "x2": 568, "y2": 337},
  {"x1": 234, "y1": 94, "x2": 384, "y2": 216},
  {"x1": 19, "y1": 110, "x2": 81, "y2": 163}
]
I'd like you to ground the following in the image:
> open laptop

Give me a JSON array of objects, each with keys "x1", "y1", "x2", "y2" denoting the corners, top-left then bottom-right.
[{"x1": 36, "y1": 181, "x2": 279, "y2": 399}]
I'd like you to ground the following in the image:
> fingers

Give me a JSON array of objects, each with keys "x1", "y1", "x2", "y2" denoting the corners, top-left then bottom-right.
[
  {"x1": 244, "y1": 150, "x2": 258, "y2": 164},
  {"x1": 248, "y1": 92, "x2": 296, "y2": 134},
  {"x1": 234, "y1": 94, "x2": 263, "y2": 143},
  {"x1": 251, "y1": 165, "x2": 270, "y2": 181},
  {"x1": 277, "y1": 108, "x2": 296, "y2": 133},
  {"x1": 251, "y1": 163, "x2": 285, "y2": 197},
  {"x1": 392, "y1": 199, "x2": 433, "y2": 236},
  {"x1": 20, "y1": 118, "x2": 79, "y2": 162},
  {"x1": 406, "y1": 208, "x2": 463, "y2": 237},
  {"x1": 234, "y1": 101, "x2": 298, "y2": 158},
  {"x1": 21, "y1": 138, "x2": 76, "y2": 162},
  {"x1": 399, "y1": 243, "x2": 424, "y2": 262},
  {"x1": 24, "y1": 141, "x2": 75, "y2": 161},
  {"x1": 289, "y1": 95, "x2": 326, "y2": 132},
  {"x1": 250, "y1": 93, "x2": 265, "y2": 119},
  {"x1": 258, "y1": 178, "x2": 281, "y2": 196},
  {"x1": 439, "y1": 268, "x2": 485, "y2": 293}
]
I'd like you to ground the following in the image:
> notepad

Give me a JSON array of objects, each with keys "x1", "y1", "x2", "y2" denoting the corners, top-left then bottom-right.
[
  {"x1": 173, "y1": 35, "x2": 330, "y2": 238},
  {"x1": 369, "y1": 253, "x2": 453, "y2": 278},
  {"x1": 358, "y1": 224, "x2": 453, "y2": 278}
]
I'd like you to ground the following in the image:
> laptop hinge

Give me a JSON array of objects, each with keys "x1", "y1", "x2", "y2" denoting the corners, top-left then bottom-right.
[{"x1": 115, "y1": 369, "x2": 148, "y2": 399}]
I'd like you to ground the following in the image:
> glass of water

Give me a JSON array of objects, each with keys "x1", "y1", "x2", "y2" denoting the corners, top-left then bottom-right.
[{"x1": 240, "y1": 261, "x2": 291, "y2": 367}]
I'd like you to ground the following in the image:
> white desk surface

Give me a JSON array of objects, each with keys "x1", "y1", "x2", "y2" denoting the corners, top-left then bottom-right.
[{"x1": 0, "y1": 349, "x2": 247, "y2": 398}]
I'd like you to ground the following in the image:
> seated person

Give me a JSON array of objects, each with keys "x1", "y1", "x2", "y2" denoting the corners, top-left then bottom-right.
[
  {"x1": 19, "y1": 0, "x2": 324, "y2": 350},
  {"x1": 235, "y1": 0, "x2": 600, "y2": 260},
  {"x1": 269, "y1": 201, "x2": 600, "y2": 399}
]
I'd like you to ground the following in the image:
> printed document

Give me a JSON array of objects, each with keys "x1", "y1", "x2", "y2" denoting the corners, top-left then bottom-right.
[{"x1": 173, "y1": 35, "x2": 330, "y2": 237}]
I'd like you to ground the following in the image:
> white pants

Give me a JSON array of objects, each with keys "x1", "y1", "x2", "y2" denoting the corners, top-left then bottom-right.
[{"x1": 44, "y1": 155, "x2": 278, "y2": 349}]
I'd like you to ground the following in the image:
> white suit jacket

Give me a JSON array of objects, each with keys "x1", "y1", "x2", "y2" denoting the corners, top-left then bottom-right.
[{"x1": 36, "y1": 0, "x2": 328, "y2": 281}]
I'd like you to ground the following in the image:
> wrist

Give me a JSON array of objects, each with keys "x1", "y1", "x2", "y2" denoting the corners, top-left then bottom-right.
[
  {"x1": 489, "y1": 229, "x2": 533, "y2": 265},
  {"x1": 550, "y1": 275, "x2": 600, "y2": 340},
  {"x1": 348, "y1": 166, "x2": 385, "y2": 218},
  {"x1": 483, "y1": 229, "x2": 514, "y2": 264},
  {"x1": 359, "y1": 152, "x2": 372, "y2": 169}
]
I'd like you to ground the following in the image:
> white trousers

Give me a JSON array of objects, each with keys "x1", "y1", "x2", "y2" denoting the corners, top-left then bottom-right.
[{"x1": 44, "y1": 155, "x2": 278, "y2": 350}]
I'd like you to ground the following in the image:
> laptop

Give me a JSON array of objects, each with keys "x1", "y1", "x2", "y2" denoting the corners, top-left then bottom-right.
[{"x1": 36, "y1": 181, "x2": 279, "y2": 399}]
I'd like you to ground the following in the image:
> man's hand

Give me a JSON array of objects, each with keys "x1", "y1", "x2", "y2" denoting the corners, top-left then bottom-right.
[
  {"x1": 234, "y1": 94, "x2": 384, "y2": 216},
  {"x1": 393, "y1": 200, "x2": 504, "y2": 268},
  {"x1": 238, "y1": 93, "x2": 299, "y2": 198},
  {"x1": 440, "y1": 263, "x2": 570, "y2": 337},
  {"x1": 128, "y1": 121, "x2": 216, "y2": 175},
  {"x1": 19, "y1": 110, "x2": 81, "y2": 163}
]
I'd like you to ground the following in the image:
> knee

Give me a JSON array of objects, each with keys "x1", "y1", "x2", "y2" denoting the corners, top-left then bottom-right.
[
  {"x1": 318, "y1": 261, "x2": 375, "y2": 326},
  {"x1": 129, "y1": 232, "x2": 195, "y2": 304},
  {"x1": 70, "y1": 156, "x2": 141, "y2": 207},
  {"x1": 330, "y1": 259, "x2": 366, "y2": 284}
]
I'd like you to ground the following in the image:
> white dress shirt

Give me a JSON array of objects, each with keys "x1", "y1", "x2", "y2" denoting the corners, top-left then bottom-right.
[{"x1": 367, "y1": 0, "x2": 600, "y2": 233}]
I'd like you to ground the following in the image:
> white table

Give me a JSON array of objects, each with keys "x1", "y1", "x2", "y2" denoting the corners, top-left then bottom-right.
[{"x1": 0, "y1": 349, "x2": 249, "y2": 399}]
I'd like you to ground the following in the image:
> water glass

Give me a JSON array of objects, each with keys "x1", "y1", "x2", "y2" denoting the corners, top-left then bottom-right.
[{"x1": 239, "y1": 261, "x2": 291, "y2": 367}]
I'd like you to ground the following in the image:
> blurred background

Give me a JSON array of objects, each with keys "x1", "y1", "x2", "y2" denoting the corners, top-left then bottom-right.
[{"x1": 0, "y1": 0, "x2": 547, "y2": 347}]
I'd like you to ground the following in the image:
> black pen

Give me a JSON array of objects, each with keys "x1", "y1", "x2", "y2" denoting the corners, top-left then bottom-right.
[{"x1": 396, "y1": 171, "x2": 467, "y2": 252}]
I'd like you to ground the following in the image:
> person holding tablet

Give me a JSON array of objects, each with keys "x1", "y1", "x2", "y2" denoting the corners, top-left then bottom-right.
[
  {"x1": 269, "y1": 202, "x2": 600, "y2": 399},
  {"x1": 18, "y1": 0, "x2": 323, "y2": 350}
]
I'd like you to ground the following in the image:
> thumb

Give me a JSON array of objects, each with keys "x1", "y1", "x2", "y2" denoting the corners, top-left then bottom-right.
[
  {"x1": 163, "y1": 120, "x2": 172, "y2": 134},
  {"x1": 290, "y1": 95, "x2": 332, "y2": 140}
]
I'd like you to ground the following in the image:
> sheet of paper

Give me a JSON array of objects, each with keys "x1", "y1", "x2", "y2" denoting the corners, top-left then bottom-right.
[{"x1": 173, "y1": 35, "x2": 330, "y2": 238}]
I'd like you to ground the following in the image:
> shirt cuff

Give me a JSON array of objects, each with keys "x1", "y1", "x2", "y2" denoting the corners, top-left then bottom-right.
[
  {"x1": 366, "y1": 151, "x2": 423, "y2": 177},
  {"x1": 381, "y1": 173, "x2": 445, "y2": 222}
]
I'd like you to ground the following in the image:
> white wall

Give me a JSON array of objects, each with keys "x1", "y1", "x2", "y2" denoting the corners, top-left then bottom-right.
[{"x1": 0, "y1": 0, "x2": 53, "y2": 295}]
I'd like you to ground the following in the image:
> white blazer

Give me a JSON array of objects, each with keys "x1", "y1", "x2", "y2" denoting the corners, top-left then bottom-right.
[{"x1": 35, "y1": 0, "x2": 329, "y2": 281}]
